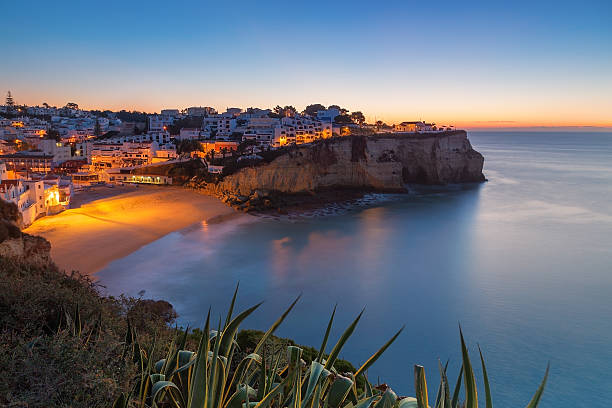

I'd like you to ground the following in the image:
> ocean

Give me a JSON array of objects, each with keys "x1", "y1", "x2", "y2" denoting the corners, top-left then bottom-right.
[{"x1": 98, "y1": 131, "x2": 612, "y2": 407}]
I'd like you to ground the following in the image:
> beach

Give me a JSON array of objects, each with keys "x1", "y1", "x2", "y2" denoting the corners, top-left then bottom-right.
[{"x1": 24, "y1": 185, "x2": 238, "y2": 275}]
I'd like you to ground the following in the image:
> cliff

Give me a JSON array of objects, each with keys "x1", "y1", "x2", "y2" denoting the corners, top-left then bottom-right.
[
  {"x1": 0, "y1": 199, "x2": 52, "y2": 267},
  {"x1": 210, "y1": 131, "x2": 484, "y2": 199}
]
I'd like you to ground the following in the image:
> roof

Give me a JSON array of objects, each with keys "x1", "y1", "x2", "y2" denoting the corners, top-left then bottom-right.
[{"x1": 0, "y1": 179, "x2": 22, "y2": 193}]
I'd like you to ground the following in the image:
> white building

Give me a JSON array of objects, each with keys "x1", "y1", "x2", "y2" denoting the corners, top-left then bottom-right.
[
  {"x1": 273, "y1": 115, "x2": 332, "y2": 146},
  {"x1": 223, "y1": 108, "x2": 242, "y2": 117},
  {"x1": 89, "y1": 141, "x2": 175, "y2": 171},
  {"x1": 40, "y1": 139, "x2": 72, "y2": 165},
  {"x1": 242, "y1": 117, "x2": 280, "y2": 145},
  {"x1": 394, "y1": 121, "x2": 436, "y2": 132},
  {"x1": 0, "y1": 179, "x2": 44, "y2": 226},
  {"x1": 316, "y1": 108, "x2": 340, "y2": 122},
  {"x1": 0, "y1": 175, "x2": 68, "y2": 227},
  {"x1": 93, "y1": 131, "x2": 171, "y2": 145},
  {"x1": 149, "y1": 115, "x2": 175, "y2": 132},
  {"x1": 216, "y1": 118, "x2": 237, "y2": 140},
  {"x1": 160, "y1": 109, "x2": 180, "y2": 117},
  {"x1": 186, "y1": 106, "x2": 216, "y2": 116},
  {"x1": 178, "y1": 128, "x2": 203, "y2": 140}
]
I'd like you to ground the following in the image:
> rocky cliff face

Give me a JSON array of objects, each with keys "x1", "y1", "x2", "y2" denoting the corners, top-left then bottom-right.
[
  {"x1": 0, "y1": 233, "x2": 52, "y2": 267},
  {"x1": 0, "y1": 199, "x2": 52, "y2": 267},
  {"x1": 214, "y1": 131, "x2": 484, "y2": 197}
]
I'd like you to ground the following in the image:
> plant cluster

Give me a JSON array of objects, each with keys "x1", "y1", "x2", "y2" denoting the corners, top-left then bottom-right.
[{"x1": 113, "y1": 287, "x2": 549, "y2": 408}]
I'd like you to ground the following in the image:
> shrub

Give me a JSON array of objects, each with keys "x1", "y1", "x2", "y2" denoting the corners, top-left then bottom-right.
[{"x1": 0, "y1": 257, "x2": 174, "y2": 407}]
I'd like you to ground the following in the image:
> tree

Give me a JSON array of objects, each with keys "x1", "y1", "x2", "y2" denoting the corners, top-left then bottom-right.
[
  {"x1": 282, "y1": 106, "x2": 297, "y2": 117},
  {"x1": 65, "y1": 102, "x2": 79, "y2": 110},
  {"x1": 175, "y1": 139, "x2": 203, "y2": 155},
  {"x1": 334, "y1": 114, "x2": 352, "y2": 124},
  {"x1": 328, "y1": 105, "x2": 349, "y2": 115},
  {"x1": 375, "y1": 120, "x2": 383, "y2": 130},
  {"x1": 94, "y1": 119, "x2": 102, "y2": 137},
  {"x1": 5, "y1": 91, "x2": 15, "y2": 107},
  {"x1": 350, "y1": 111, "x2": 366, "y2": 126},
  {"x1": 165, "y1": 117, "x2": 203, "y2": 135},
  {"x1": 303, "y1": 104, "x2": 326, "y2": 117},
  {"x1": 46, "y1": 128, "x2": 61, "y2": 142}
]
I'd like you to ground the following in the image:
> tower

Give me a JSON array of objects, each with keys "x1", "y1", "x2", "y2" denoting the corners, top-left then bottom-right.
[{"x1": 5, "y1": 91, "x2": 15, "y2": 107}]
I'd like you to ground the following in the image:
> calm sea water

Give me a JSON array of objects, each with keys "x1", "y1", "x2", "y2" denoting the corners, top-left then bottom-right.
[{"x1": 98, "y1": 132, "x2": 612, "y2": 407}]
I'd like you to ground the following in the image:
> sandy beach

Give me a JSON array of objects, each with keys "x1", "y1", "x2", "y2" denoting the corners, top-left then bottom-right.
[{"x1": 24, "y1": 185, "x2": 238, "y2": 275}]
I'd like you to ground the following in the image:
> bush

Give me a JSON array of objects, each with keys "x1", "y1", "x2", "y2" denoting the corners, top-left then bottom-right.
[
  {"x1": 0, "y1": 257, "x2": 174, "y2": 407},
  {"x1": 0, "y1": 199, "x2": 20, "y2": 223}
]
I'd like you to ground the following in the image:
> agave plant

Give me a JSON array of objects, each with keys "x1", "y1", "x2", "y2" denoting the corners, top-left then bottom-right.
[{"x1": 114, "y1": 285, "x2": 549, "y2": 408}]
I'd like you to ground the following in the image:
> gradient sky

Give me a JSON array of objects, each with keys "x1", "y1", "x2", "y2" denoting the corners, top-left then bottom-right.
[{"x1": 1, "y1": 0, "x2": 611, "y2": 128}]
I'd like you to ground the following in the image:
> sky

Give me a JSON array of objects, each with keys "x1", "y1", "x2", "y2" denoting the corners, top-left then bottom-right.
[{"x1": 1, "y1": 0, "x2": 611, "y2": 129}]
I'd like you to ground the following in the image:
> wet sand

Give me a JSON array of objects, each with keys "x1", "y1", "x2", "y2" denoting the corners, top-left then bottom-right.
[{"x1": 25, "y1": 185, "x2": 238, "y2": 275}]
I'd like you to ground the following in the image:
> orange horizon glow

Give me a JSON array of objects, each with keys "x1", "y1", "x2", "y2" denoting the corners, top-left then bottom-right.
[{"x1": 6, "y1": 93, "x2": 612, "y2": 131}]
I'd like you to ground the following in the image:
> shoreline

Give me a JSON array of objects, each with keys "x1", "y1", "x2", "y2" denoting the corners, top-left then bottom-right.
[
  {"x1": 23, "y1": 181, "x2": 481, "y2": 276},
  {"x1": 24, "y1": 185, "x2": 240, "y2": 275}
]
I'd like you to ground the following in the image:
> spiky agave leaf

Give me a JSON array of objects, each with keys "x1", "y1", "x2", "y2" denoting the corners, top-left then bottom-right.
[
  {"x1": 151, "y1": 379, "x2": 184, "y2": 408},
  {"x1": 363, "y1": 374, "x2": 374, "y2": 398},
  {"x1": 355, "y1": 326, "x2": 404, "y2": 379},
  {"x1": 372, "y1": 387, "x2": 396, "y2": 408},
  {"x1": 224, "y1": 354, "x2": 263, "y2": 405},
  {"x1": 301, "y1": 361, "x2": 325, "y2": 408},
  {"x1": 396, "y1": 397, "x2": 419, "y2": 408},
  {"x1": 324, "y1": 309, "x2": 364, "y2": 371},
  {"x1": 435, "y1": 360, "x2": 451, "y2": 408},
  {"x1": 478, "y1": 346, "x2": 492, "y2": 408},
  {"x1": 225, "y1": 384, "x2": 257, "y2": 408},
  {"x1": 459, "y1": 328, "x2": 477, "y2": 408},
  {"x1": 219, "y1": 302, "x2": 263, "y2": 358},
  {"x1": 451, "y1": 365, "x2": 463, "y2": 408},
  {"x1": 283, "y1": 346, "x2": 303, "y2": 402},
  {"x1": 326, "y1": 375, "x2": 354, "y2": 408},
  {"x1": 188, "y1": 309, "x2": 211, "y2": 408},
  {"x1": 414, "y1": 365, "x2": 428, "y2": 408},
  {"x1": 238, "y1": 295, "x2": 301, "y2": 385},
  {"x1": 525, "y1": 363, "x2": 550, "y2": 408},
  {"x1": 316, "y1": 304, "x2": 337, "y2": 362},
  {"x1": 225, "y1": 282, "x2": 240, "y2": 329},
  {"x1": 253, "y1": 375, "x2": 291, "y2": 408},
  {"x1": 352, "y1": 395, "x2": 381, "y2": 408},
  {"x1": 206, "y1": 318, "x2": 224, "y2": 408},
  {"x1": 290, "y1": 356, "x2": 302, "y2": 408}
]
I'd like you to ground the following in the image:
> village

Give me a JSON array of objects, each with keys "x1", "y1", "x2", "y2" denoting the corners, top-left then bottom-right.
[{"x1": 0, "y1": 91, "x2": 454, "y2": 226}]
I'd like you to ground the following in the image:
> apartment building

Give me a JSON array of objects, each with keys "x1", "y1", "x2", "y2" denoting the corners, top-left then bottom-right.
[
  {"x1": 148, "y1": 115, "x2": 175, "y2": 132},
  {"x1": 394, "y1": 121, "x2": 436, "y2": 132}
]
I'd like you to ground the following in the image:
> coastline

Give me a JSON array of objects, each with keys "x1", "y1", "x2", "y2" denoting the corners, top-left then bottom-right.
[{"x1": 24, "y1": 185, "x2": 239, "y2": 275}]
